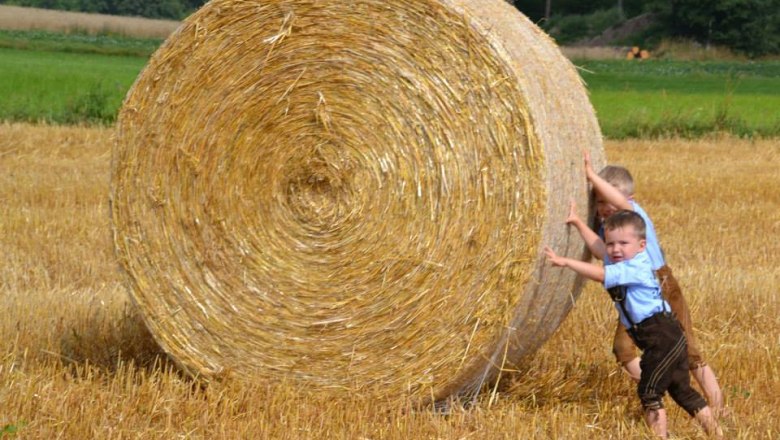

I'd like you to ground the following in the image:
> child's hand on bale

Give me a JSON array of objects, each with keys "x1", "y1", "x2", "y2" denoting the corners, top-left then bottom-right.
[
  {"x1": 544, "y1": 246, "x2": 567, "y2": 267},
  {"x1": 565, "y1": 200, "x2": 581, "y2": 226},
  {"x1": 583, "y1": 150, "x2": 595, "y2": 178}
]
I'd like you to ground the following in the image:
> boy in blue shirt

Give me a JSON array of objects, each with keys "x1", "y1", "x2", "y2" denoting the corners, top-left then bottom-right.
[
  {"x1": 570, "y1": 152, "x2": 725, "y2": 416},
  {"x1": 545, "y1": 210, "x2": 721, "y2": 438}
]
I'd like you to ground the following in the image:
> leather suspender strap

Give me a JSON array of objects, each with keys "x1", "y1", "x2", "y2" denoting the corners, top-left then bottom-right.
[{"x1": 607, "y1": 285, "x2": 637, "y2": 328}]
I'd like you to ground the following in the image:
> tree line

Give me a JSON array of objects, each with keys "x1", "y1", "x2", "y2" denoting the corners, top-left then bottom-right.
[
  {"x1": 516, "y1": 0, "x2": 778, "y2": 57},
  {"x1": 1, "y1": 0, "x2": 777, "y2": 56},
  {"x1": 0, "y1": 0, "x2": 208, "y2": 20},
  {"x1": 652, "y1": 0, "x2": 779, "y2": 57}
]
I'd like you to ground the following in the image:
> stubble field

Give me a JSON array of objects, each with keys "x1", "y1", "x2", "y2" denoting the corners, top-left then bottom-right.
[
  {"x1": 1, "y1": 123, "x2": 777, "y2": 438},
  {"x1": 0, "y1": 5, "x2": 179, "y2": 38}
]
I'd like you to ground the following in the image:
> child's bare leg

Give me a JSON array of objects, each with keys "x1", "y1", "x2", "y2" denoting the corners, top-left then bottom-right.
[
  {"x1": 623, "y1": 357, "x2": 641, "y2": 382},
  {"x1": 692, "y1": 365, "x2": 727, "y2": 417},
  {"x1": 694, "y1": 406, "x2": 723, "y2": 439},
  {"x1": 613, "y1": 321, "x2": 639, "y2": 381},
  {"x1": 644, "y1": 408, "x2": 668, "y2": 438}
]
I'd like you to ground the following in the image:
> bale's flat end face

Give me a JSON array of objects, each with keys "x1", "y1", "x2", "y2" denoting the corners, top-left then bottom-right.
[{"x1": 111, "y1": 0, "x2": 602, "y2": 401}]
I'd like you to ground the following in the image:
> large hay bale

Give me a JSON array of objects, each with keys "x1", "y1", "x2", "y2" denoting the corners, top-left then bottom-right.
[{"x1": 111, "y1": 0, "x2": 604, "y2": 402}]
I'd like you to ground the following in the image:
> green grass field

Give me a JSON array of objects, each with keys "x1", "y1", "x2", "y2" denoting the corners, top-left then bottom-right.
[
  {"x1": 0, "y1": 29, "x2": 162, "y2": 56},
  {"x1": 0, "y1": 30, "x2": 778, "y2": 137},
  {"x1": 577, "y1": 60, "x2": 780, "y2": 138},
  {"x1": 0, "y1": 46, "x2": 145, "y2": 124}
]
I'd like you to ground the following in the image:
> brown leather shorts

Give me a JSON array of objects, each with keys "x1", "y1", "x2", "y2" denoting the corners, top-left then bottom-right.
[{"x1": 612, "y1": 265, "x2": 705, "y2": 369}]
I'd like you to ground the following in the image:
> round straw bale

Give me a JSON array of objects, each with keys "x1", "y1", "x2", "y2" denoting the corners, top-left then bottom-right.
[{"x1": 111, "y1": 0, "x2": 604, "y2": 402}]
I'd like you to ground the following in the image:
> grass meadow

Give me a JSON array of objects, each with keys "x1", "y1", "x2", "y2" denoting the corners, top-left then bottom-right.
[
  {"x1": 1, "y1": 123, "x2": 778, "y2": 438},
  {"x1": 1, "y1": 36, "x2": 779, "y2": 136},
  {"x1": 0, "y1": 29, "x2": 163, "y2": 57},
  {"x1": 0, "y1": 47, "x2": 146, "y2": 124},
  {"x1": 577, "y1": 60, "x2": 780, "y2": 138}
]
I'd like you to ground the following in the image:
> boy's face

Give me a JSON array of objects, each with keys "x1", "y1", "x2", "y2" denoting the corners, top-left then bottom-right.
[
  {"x1": 604, "y1": 225, "x2": 646, "y2": 263},
  {"x1": 596, "y1": 195, "x2": 618, "y2": 221}
]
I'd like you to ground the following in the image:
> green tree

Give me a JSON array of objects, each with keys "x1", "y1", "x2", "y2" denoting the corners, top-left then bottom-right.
[
  {"x1": 651, "y1": 0, "x2": 780, "y2": 56},
  {"x1": 513, "y1": 0, "x2": 646, "y2": 22},
  {"x1": 0, "y1": 0, "x2": 207, "y2": 19}
]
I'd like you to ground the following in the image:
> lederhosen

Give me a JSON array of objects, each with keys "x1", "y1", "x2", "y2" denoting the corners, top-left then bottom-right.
[
  {"x1": 607, "y1": 284, "x2": 671, "y2": 348},
  {"x1": 607, "y1": 285, "x2": 707, "y2": 415}
]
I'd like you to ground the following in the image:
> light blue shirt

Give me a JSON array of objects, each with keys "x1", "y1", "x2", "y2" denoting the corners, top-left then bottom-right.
[
  {"x1": 599, "y1": 200, "x2": 666, "y2": 270},
  {"x1": 631, "y1": 200, "x2": 665, "y2": 270},
  {"x1": 604, "y1": 251, "x2": 669, "y2": 328}
]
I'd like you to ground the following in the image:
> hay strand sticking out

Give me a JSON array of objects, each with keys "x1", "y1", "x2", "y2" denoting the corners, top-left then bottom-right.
[{"x1": 111, "y1": 0, "x2": 603, "y2": 402}]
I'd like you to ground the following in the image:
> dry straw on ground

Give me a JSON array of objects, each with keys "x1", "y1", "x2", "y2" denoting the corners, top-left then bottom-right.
[
  {"x1": 111, "y1": 0, "x2": 603, "y2": 402},
  {"x1": 4, "y1": 125, "x2": 779, "y2": 438}
]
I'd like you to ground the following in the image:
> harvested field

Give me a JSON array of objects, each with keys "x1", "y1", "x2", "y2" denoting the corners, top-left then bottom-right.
[
  {"x1": 0, "y1": 5, "x2": 180, "y2": 39},
  {"x1": 1, "y1": 123, "x2": 778, "y2": 438}
]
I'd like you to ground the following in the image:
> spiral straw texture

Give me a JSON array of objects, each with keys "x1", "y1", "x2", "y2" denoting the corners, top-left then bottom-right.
[{"x1": 111, "y1": 0, "x2": 603, "y2": 401}]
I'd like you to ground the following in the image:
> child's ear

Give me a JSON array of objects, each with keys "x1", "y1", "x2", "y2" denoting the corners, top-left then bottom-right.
[{"x1": 639, "y1": 239, "x2": 647, "y2": 251}]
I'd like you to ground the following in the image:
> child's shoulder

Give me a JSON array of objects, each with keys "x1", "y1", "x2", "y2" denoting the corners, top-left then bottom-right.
[
  {"x1": 604, "y1": 252, "x2": 658, "y2": 289},
  {"x1": 628, "y1": 250, "x2": 653, "y2": 267},
  {"x1": 608, "y1": 251, "x2": 653, "y2": 275},
  {"x1": 624, "y1": 252, "x2": 659, "y2": 286},
  {"x1": 629, "y1": 199, "x2": 654, "y2": 221}
]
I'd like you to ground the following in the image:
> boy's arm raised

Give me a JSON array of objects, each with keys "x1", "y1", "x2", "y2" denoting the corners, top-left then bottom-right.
[
  {"x1": 544, "y1": 246, "x2": 605, "y2": 283},
  {"x1": 566, "y1": 200, "x2": 606, "y2": 260},
  {"x1": 584, "y1": 151, "x2": 632, "y2": 211}
]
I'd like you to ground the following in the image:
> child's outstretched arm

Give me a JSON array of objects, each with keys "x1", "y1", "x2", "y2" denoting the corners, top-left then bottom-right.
[
  {"x1": 544, "y1": 246, "x2": 605, "y2": 282},
  {"x1": 584, "y1": 151, "x2": 632, "y2": 211},
  {"x1": 566, "y1": 200, "x2": 606, "y2": 260}
]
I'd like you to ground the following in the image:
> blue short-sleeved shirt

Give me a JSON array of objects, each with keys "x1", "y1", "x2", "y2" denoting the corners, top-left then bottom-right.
[
  {"x1": 600, "y1": 200, "x2": 666, "y2": 270},
  {"x1": 631, "y1": 201, "x2": 665, "y2": 270},
  {"x1": 604, "y1": 251, "x2": 668, "y2": 328}
]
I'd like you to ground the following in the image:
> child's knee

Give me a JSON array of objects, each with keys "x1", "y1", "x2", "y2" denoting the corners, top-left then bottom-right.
[
  {"x1": 621, "y1": 357, "x2": 641, "y2": 382},
  {"x1": 670, "y1": 388, "x2": 708, "y2": 417},
  {"x1": 639, "y1": 392, "x2": 664, "y2": 412},
  {"x1": 613, "y1": 334, "x2": 637, "y2": 364},
  {"x1": 688, "y1": 357, "x2": 706, "y2": 371},
  {"x1": 686, "y1": 343, "x2": 705, "y2": 370}
]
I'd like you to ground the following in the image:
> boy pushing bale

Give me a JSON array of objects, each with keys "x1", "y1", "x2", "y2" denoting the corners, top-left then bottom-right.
[{"x1": 110, "y1": 0, "x2": 603, "y2": 404}]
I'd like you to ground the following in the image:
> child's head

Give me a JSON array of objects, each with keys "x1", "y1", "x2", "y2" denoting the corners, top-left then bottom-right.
[
  {"x1": 603, "y1": 210, "x2": 646, "y2": 263},
  {"x1": 595, "y1": 165, "x2": 635, "y2": 220},
  {"x1": 598, "y1": 165, "x2": 634, "y2": 195}
]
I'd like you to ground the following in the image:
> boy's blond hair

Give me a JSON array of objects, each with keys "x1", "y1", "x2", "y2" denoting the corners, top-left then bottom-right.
[{"x1": 598, "y1": 165, "x2": 634, "y2": 196}]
